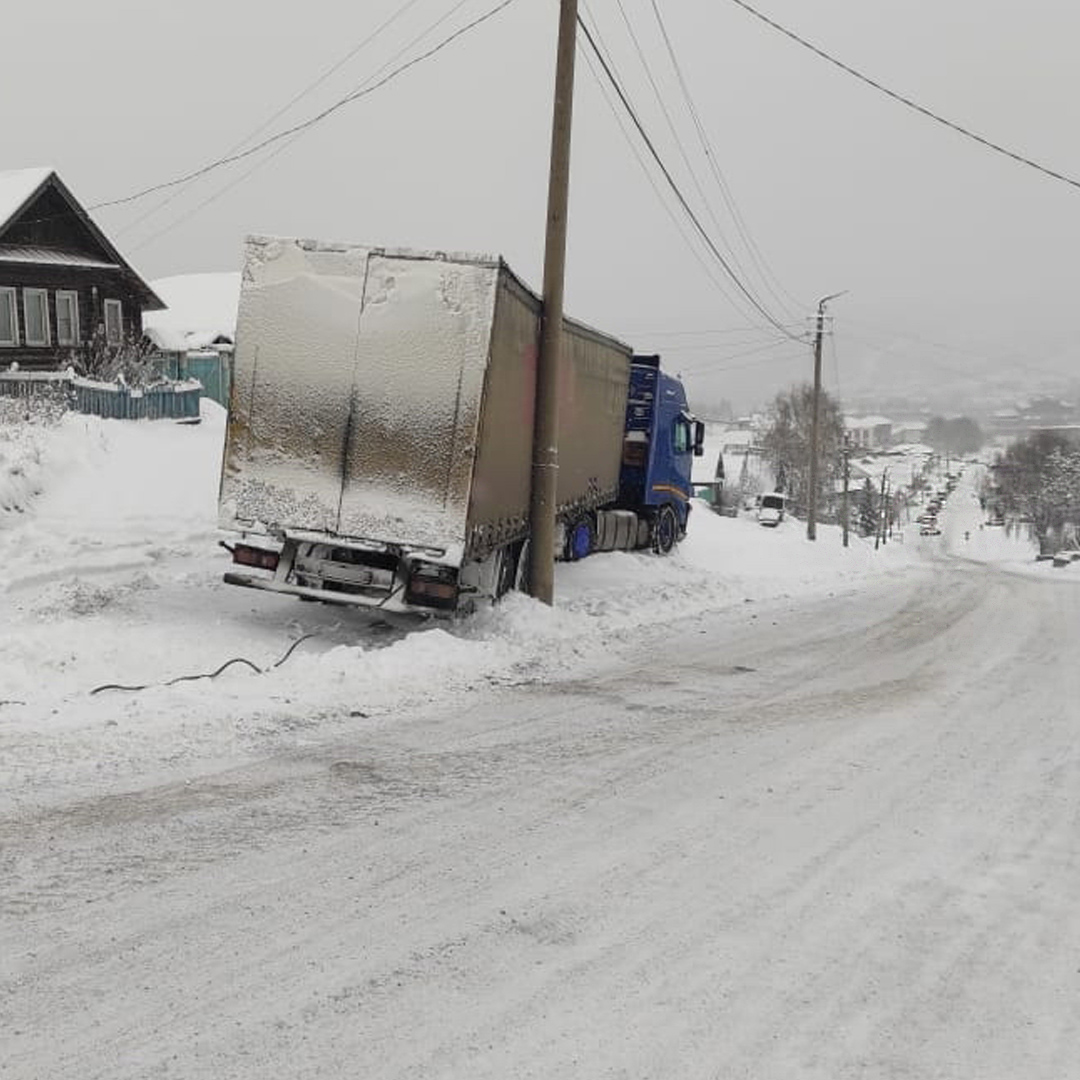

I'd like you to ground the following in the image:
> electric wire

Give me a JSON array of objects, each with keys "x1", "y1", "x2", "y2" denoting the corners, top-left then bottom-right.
[
  {"x1": 649, "y1": 0, "x2": 806, "y2": 321},
  {"x1": 89, "y1": 633, "x2": 319, "y2": 695},
  {"x1": 88, "y1": 0, "x2": 522, "y2": 213},
  {"x1": 631, "y1": 323, "x2": 805, "y2": 338},
  {"x1": 127, "y1": 0, "x2": 479, "y2": 253},
  {"x1": 577, "y1": 11, "x2": 805, "y2": 342},
  {"x1": 727, "y1": 0, "x2": 1080, "y2": 192},
  {"x1": 578, "y1": 37, "x2": 759, "y2": 323},
  {"x1": 674, "y1": 334, "x2": 811, "y2": 373},
  {"x1": 115, "y1": 0, "x2": 431, "y2": 238},
  {"x1": 605, "y1": 0, "x2": 760, "y2": 298},
  {"x1": 681, "y1": 343, "x2": 811, "y2": 376}
]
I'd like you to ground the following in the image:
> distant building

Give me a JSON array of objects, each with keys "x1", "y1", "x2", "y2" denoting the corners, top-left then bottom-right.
[
  {"x1": 0, "y1": 168, "x2": 163, "y2": 371},
  {"x1": 142, "y1": 272, "x2": 241, "y2": 407},
  {"x1": 846, "y1": 415, "x2": 893, "y2": 450},
  {"x1": 891, "y1": 419, "x2": 927, "y2": 444}
]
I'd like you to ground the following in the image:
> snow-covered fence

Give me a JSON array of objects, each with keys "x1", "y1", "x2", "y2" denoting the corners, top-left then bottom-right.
[
  {"x1": 71, "y1": 376, "x2": 201, "y2": 421},
  {"x1": 0, "y1": 371, "x2": 201, "y2": 421}
]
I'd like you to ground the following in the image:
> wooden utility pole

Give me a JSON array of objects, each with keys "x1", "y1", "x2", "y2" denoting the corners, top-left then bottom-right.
[
  {"x1": 875, "y1": 469, "x2": 888, "y2": 550},
  {"x1": 528, "y1": 0, "x2": 579, "y2": 604},
  {"x1": 806, "y1": 291, "x2": 845, "y2": 541},
  {"x1": 841, "y1": 432, "x2": 850, "y2": 548}
]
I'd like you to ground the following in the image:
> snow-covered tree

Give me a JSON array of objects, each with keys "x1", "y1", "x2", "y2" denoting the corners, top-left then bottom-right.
[{"x1": 761, "y1": 383, "x2": 845, "y2": 520}]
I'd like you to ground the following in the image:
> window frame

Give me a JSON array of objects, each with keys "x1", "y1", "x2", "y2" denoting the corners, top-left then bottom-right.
[
  {"x1": 103, "y1": 298, "x2": 123, "y2": 346},
  {"x1": 55, "y1": 289, "x2": 80, "y2": 346},
  {"x1": 0, "y1": 287, "x2": 17, "y2": 347},
  {"x1": 672, "y1": 417, "x2": 692, "y2": 455},
  {"x1": 23, "y1": 287, "x2": 51, "y2": 347}
]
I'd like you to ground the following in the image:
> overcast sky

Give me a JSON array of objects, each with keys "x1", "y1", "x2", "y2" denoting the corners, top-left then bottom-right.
[{"x1": 5, "y1": 0, "x2": 1078, "y2": 411}]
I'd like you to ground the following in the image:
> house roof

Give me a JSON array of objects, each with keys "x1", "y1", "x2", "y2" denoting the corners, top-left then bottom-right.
[
  {"x1": 0, "y1": 167, "x2": 53, "y2": 224},
  {"x1": 0, "y1": 167, "x2": 164, "y2": 310},
  {"x1": 143, "y1": 272, "x2": 240, "y2": 352},
  {"x1": 0, "y1": 244, "x2": 121, "y2": 270}
]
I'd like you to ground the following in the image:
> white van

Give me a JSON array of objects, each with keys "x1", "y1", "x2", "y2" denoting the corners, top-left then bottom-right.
[{"x1": 757, "y1": 492, "x2": 786, "y2": 527}]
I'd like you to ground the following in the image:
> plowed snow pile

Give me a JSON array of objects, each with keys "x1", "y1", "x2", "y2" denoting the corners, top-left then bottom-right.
[{"x1": 1, "y1": 404, "x2": 919, "y2": 805}]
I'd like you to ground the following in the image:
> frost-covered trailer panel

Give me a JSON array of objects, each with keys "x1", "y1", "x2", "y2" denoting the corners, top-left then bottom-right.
[
  {"x1": 465, "y1": 268, "x2": 631, "y2": 559},
  {"x1": 221, "y1": 238, "x2": 500, "y2": 560},
  {"x1": 220, "y1": 238, "x2": 632, "y2": 568}
]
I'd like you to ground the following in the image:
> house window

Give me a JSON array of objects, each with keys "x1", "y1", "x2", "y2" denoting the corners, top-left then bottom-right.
[
  {"x1": 0, "y1": 288, "x2": 17, "y2": 346},
  {"x1": 103, "y1": 299, "x2": 123, "y2": 346},
  {"x1": 56, "y1": 290, "x2": 80, "y2": 346},
  {"x1": 23, "y1": 289, "x2": 50, "y2": 346}
]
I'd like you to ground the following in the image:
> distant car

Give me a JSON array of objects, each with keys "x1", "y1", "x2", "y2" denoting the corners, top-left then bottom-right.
[
  {"x1": 916, "y1": 513, "x2": 936, "y2": 524},
  {"x1": 920, "y1": 525, "x2": 942, "y2": 536},
  {"x1": 757, "y1": 492, "x2": 786, "y2": 527}
]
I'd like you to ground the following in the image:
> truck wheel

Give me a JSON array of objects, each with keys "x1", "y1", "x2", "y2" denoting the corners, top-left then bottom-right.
[
  {"x1": 653, "y1": 504, "x2": 678, "y2": 555},
  {"x1": 505, "y1": 539, "x2": 529, "y2": 595},
  {"x1": 565, "y1": 515, "x2": 596, "y2": 561},
  {"x1": 494, "y1": 542, "x2": 521, "y2": 598}
]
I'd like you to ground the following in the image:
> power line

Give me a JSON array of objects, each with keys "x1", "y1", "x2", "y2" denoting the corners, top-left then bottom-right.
[
  {"x1": 605, "y1": 0, "x2": 763, "y2": 305},
  {"x1": 89, "y1": 0, "x2": 522, "y2": 213},
  {"x1": 125, "y1": 0, "x2": 479, "y2": 254},
  {"x1": 631, "y1": 323, "x2": 806, "y2": 338},
  {"x1": 659, "y1": 334, "x2": 805, "y2": 356},
  {"x1": 578, "y1": 24, "x2": 765, "y2": 323},
  {"x1": 679, "y1": 342, "x2": 811, "y2": 376},
  {"x1": 577, "y1": 12, "x2": 804, "y2": 342},
  {"x1": 649, "y1": 0, "x2": 805, "y2": 321},
  {"x1": 727, "y1": 0, "x2": 1080, "y2": 193},
  {"x1": 115, "y1": 0, "x2": 431, "y2": 239},
  {"x1": 674, "y1": 334, "x2": 811, "y2": 369}
]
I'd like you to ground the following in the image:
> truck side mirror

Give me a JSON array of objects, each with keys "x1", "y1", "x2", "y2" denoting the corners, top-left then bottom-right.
[{"x1": 693, "y1": 420, "x2": 705, "y2": 457}]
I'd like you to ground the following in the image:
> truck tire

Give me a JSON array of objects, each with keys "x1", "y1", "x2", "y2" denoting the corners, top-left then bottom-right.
[
  {"x1": 502, "y1": 539, "x2": 529, "y2": 596},
  {"x1": 494, "y1": 542, "x2": 522, "y2": 598},
  {"x1": 565, "y1": 514, "x2": 596, "y2": 561},
  {"x1": 653, "y1": 504, "x2": 678, "y2": 555}
]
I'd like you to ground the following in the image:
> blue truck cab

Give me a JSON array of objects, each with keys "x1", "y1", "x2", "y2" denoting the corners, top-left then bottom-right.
[{"x1": 618, "y1": 355, "x2": 705, "y2": 552}]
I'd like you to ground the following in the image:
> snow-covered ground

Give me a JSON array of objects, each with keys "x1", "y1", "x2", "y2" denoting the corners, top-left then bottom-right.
[
  {"x1": 1, "y1": 403, "x2": 924, "y2": 806},
  {"x1": 6, "y1": 409, "x2": 1080, "y2": 1079}
]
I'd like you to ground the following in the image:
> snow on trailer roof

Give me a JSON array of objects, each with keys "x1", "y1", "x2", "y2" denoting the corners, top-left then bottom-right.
[{"x1": 241, "y1": 235, "x2": 636, "y2": 358}]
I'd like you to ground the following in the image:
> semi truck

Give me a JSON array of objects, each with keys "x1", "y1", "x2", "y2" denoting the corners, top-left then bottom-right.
[{"x1": 219, "y1": 237, "x2": 704, "y2": 615}]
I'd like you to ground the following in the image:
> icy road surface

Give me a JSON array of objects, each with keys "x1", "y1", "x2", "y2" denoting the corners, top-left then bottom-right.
[{"x1": 2, "y1": 408, "x2": 1078, "y2": 1078}]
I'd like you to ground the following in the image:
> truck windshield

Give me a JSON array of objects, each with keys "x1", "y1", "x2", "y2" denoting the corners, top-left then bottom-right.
[{"x1": 761, "y1": 495, "x2": 783, "y2": 510}]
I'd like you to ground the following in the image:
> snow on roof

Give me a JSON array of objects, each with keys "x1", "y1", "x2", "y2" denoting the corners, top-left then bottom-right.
[
  {"x1": 143, "y1": 272, "x2": 241, "y2": 352},
  {"x1": 846, "y1": 415, "x2": 894, "y2": 428},
  {"x1": 0, "y1": 167, "x2": 53, "y2": 228},
  {"x1": 715, "y1": 429, "x2": 757, "y2": 449}
]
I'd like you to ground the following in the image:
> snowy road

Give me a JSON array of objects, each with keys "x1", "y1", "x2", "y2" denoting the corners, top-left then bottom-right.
[{"x1": 5, "y1": 552, "x2": 1080, "y2": 1078}]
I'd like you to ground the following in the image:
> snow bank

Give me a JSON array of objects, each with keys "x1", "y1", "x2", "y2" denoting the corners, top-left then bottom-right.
[
  {"x1": 937, "y1": 470, "x2": 1080, "y2": 581},
  {"x1": 0, "y1": 409, "x2": 919, "y2": 805}
]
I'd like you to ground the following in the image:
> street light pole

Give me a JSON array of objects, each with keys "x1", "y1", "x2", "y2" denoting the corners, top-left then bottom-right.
[
  {"x1": 528, "y1": 0, "x2": 579, "y2": 604},
  {"x1": 807, "y1": 290, "x2": 846, "y2": 541}
]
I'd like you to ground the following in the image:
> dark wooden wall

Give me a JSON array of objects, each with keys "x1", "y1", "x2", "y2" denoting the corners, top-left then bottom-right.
[{"x1": 0, "y1": 267, "x2": 145, "y2": 372}]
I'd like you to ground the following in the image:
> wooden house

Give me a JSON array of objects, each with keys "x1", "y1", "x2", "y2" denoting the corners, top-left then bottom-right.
[{"x1": 0, "y1": 168, "x2": 164, "y2": 372}]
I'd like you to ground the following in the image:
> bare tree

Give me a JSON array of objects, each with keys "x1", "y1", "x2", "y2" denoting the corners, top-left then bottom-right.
[{"x1": 761, "y1": 383, "x2": 846, "y2": 521}]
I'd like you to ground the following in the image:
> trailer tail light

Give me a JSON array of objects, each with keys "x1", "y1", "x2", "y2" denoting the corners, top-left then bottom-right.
[
  {"x1": 232, "y1": 543, "x2": 281, "y2": 572},
  {"x1": 405, "y1": 562, "x2": 459, "y2": 610}
]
